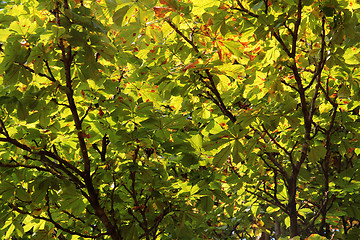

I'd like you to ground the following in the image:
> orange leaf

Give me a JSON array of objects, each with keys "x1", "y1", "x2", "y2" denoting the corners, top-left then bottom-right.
[
  {"x1": 347, "y1": 148, "x2": 355, "y2": 153},
  {"x1": 182, "y1": 62, "x2": 196, "y2": 71},
  {"x1": 153, "y1": 6, "x2": 173, "y2": 18},
  {"x1": 200, "y1": 25, "x2": 211, "y2": 37},
  {"x1": 217, "y1": 49, "x2": 223, "y2": 60}
]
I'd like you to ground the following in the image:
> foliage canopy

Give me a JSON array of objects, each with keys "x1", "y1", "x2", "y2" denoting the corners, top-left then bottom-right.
[{"x1": 0, "y1": 0, "x2": 360, "y2": 239}]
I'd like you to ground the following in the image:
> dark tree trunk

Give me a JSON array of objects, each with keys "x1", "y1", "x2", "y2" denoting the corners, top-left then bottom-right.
[{"x1": 288, "y1": 176, "x2": 298, "y2": 237}]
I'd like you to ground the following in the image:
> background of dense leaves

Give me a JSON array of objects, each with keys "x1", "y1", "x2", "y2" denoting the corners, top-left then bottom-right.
[{"x1": 0, "y1": 0, "x2": 360, "y2": 239}]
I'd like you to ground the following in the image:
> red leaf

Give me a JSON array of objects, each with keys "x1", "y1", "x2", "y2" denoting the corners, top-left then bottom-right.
[{"x1": 99, "y1": 108, "x2": 104, "y2": 117}]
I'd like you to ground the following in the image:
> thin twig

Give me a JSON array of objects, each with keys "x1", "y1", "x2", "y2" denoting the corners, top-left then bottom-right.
[
  {"x1": 0, "y1": 161, "x2": 49, "y2": 173},
  {"x1": 262, "y1": 124, "x2": 292, "y2": 157},
  {"x1": 272, "y1": 31, "x2": 292, "y2": 57},
  {"x1": 51, "y1": 98, "x2": 70, "y2": 108},
  {"x1": 305, "y1": 17, "x2": 327, "y2": 91},
  {"x1": 281, "y1": 79, "x2": 299, "y2": 92},
  {"x1": 80, "y1": 104, "x2": 92, "y2": 124},
  {"x1": 234, "y1": 0, "x2": 259, "y2": 18},
  {"x1": 245, "y1": 188, "x2": 288, "y2": 214},
  {"x1": 0, "y1": 118, "x2": 9, "y2": 137},
  {"x1": 9, "y1": 203, "x2": 104, "y2": 238},
  {"x1": 18, "y1": 63, "x2": 56, "y2": 82},
  {"x1": 284, "y1": 22, "x2": 294, "y2": 37},
  {"x1": 165, "y1": 18, "x2": 200, "y2": 54},
  {"x1": 44, "y1": 60, "x2": 57, "y2": 82},
  {"x1": 111, "y1": 172, "x2": 117, "y2": 225}
]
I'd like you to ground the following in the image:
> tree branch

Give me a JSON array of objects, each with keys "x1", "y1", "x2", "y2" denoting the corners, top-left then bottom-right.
[
  {"x1": 51, "y1": 98, "x2": 70, "y2": 108},
  {"x1": 245, "y1": 188, "x2": 288, "y2": 214},
  {"x1": 281, "y1": 79, "x2": 299, "y2": 92},
  {"x1": 9, "y1": 203, "x2": 104, "y2": 238},
  {"x1": 53, "y1": 202, "x2": 100, "y2": 233},
  {"x1": 305, "y1": 17, "x2": 327, "y2": 92},
  {"x1": 284, "y1": 22, "x2": 294, "y2": 37},
  {"x1": 291, "y1": 0, "x2": 303, "y2": 58},
  {"x1": 59, "y1": 40, "x2": 91, "y2": 175},
  {"x1": 18, "y1": 63, "x2": 57, "y2": 83},
  {"x1": 233, "y1": 0, "x2": 259, "y2": 18},
  {"x1": 110, "y1": 172, "x2": 118, "y2": 226},
  {"x1": 166, "y1": 19, "x2": 237, "y2": 124},
  {"x1": 263, "y1": 153, "x2": 290, "y2": 181},
  {"x1": 0, "y1": 129, "x2": 86, "y2": 188},
  {"x1": 303, "y1": 191, "x2": 330, "y2": 233},
  {"x1": 0, "y1": 161, "x2": 50, "y2": 173},
  {"x1": 44, "y1": 59, "x2": 57, "y2": 82},
  {"x1": 80, "y1": 104, "x2": 92, "y2": 125},
  {"x1": 272, "y1": 31, "x2": 292, "y2": 57},
  {"x1": 150, "y1": 206, "x2": 172, "y2": 239},
  {"x1": 165, "y1": 18, "x2": 200, "y2": 54},
  {"x1": 0, "y1": 118, "x2": 9, "y2": 137},
  {"x1": 204, "y1": 69, "x2": 237, "y2": 123},
  {"x1": 262, "y1": 124, "x2": 292, "y2": 158}
]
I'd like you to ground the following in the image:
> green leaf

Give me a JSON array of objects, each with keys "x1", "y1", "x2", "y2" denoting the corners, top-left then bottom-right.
[
  {"x1": 321, "y1": 6, "x2": 335, "y2": 17},
  {"x1": 0, "y1": 1, "x2": 359, "y2": 239},
  {"x1": 213, "y1": 144, "x2": 231, "y2": 168},
  {"x1": 51, "y1": 25, "x2": 66, "y2": 39},
  {"x1": 284, "y1": 216, "x2": 290, "y2": 228},
  {"x1": 215, "y1": 63, "x2": 244, "y2": 79},
  {"x1": 306, "y1": 234, "x2": 327, "y2": 240},
  {"x1": 266, "y1": 206, "x2": 280, "y2": 213},
  {"x1": 149, "y1": 28, "x2": 163, "y2": 42},
  {"x1": 13, "y1": 221, "x2": 24, "y2": 237},
  {"x1": 17, "y1": 102, "x2": 28, "y2": 121},
  {"x1": 198, "y1": 196, "x2": 214, "y2": 212},
  {"x1": 203, "y1": 131, "x2": 233, "y2": 150},
  {"x1": 3, "y1": 64, "x2": 21, "y2": 85},
  {"x1": 338, "y1": 84, "x2": 351, "y2": 98},
  {"x1": 264, "y1": 46, "x2": 281, "y2": 65},
  {"x1": 113, "y1": 4, "x2": 131, "y2": 26},
  {"x1": 181, "y1": 153, "x2": 199, "y2": 167},
  {"x1": 123, "y1": 223, "x2": 139, "y2": 240},
  {"x1": 5, "y1": 224, "x2": 15, "y2": 239},
  {"x1": 188, "y1": 134, "x2": 202, "y2": 150},
  {"x1": 232, "y1": 140, "x2": 243, "y2": 164},
  {"x1": 222, "y1": 41, "x2": 244, "y2": 58},
  {"x1": 251, "y1": 204, "x2": 259, "y2": 217},
  {"x1": 16, "y1": 188, "x2": 31, "y2": 202},
  {"x1": 225, "y1": 204, "x2": 234, "y2": 217},
  {"x1": 308, "y1": 145, "x2": 327, "y2": 163}
]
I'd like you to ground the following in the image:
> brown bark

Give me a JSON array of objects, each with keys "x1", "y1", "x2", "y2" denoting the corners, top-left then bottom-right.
[
  {"x1": 287, "y1": 176, "x2": 298, "y2": 237},
  {"x1": 275, "y1": 221, "x2": 284, "y2": 238},
  {"x1": 54, "y1": 2, "x2": 121, "y2": 239}
]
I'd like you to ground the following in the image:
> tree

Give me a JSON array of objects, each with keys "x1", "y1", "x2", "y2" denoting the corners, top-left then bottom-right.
[{"x1": 0, "y1": 0, "x2": 360, "y2": 239}]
